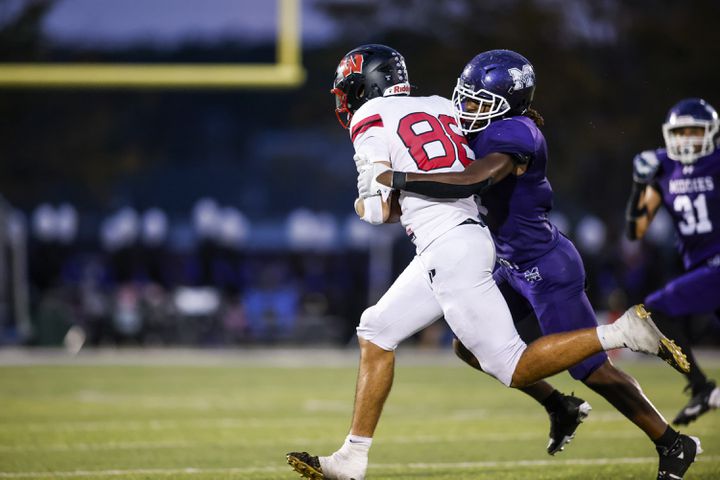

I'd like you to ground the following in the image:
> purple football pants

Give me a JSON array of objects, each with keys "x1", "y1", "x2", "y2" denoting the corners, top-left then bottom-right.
[
  {"x1": 645, "y1": 254, "x2": 720, "y2": 317},
  {"x1": 494, "y1": 235, "x2": 607, "y2": 380}
]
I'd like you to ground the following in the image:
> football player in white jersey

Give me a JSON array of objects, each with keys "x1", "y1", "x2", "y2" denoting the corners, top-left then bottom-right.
[{"x1": 287, "y1": 44, "x2": 689, "y2": 480}]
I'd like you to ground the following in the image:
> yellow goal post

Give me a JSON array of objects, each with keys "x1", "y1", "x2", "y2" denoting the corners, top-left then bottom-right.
[{"x1": 0, "y1": 0, "x2": 305, "y2": 89}]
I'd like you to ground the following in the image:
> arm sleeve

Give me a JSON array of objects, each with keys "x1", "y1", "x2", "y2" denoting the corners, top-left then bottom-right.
[
  {"x1": 394, "y1": 172, "x2": 493, "y2": 198},
  {"x1": 624, "y1": 181, "x2": 662, "y2": 240}
]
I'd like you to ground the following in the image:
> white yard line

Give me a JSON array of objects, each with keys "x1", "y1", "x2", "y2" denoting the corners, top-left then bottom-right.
[{"x1": 0, "y1": 456, "x2": 718, "y2": 478}]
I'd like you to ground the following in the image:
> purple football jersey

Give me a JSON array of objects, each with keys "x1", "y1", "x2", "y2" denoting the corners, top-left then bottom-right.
[
  {"x1": 653, "y1": 148, "x2": 720, "y2": 270},
  {"x1": 469, "y1": 116, "x2": 559, "y2": 265}
]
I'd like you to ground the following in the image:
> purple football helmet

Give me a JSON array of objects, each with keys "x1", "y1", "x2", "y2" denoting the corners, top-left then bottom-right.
[
  {"x1": 662, "y1": 98, "x2": 719, "y2": 164},
  {"x1": 452, "y1": 49, "x2": 536, "y2": 134}
]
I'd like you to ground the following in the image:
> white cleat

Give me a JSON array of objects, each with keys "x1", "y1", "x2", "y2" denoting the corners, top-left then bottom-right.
[{"x1": 614, "y1": 304, "x2": 690, "y2": 374}]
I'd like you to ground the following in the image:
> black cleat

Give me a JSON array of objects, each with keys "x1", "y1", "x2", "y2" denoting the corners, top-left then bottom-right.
[
  {"x1": 672, "y1": 380, "x2": 720, "y2": 426},
  {"x1": 546, "y1": 394, "x2": 592, "y2": 455},
  {"x1": 287, "y1": 451, "x2": 325, "y2": 479},
  {"x1": 657, "y1": 433, "x2": 702, "y2": 479}
]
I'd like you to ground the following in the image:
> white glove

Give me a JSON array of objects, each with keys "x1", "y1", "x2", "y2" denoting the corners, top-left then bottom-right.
[
  {"x1": 632, "y1": 150, "x2": 660, "y2": 184},
  {"x1": 353, "y1": 153, "x2": 371, "y2": 173},
  {"x1": 357, "y1": 162, "x2": 392, "y2": 199}
]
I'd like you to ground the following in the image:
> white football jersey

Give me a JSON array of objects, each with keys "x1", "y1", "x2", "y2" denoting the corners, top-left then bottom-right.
[{"x1": 350, "y1": 95, "x2": 479, "y2": 252}]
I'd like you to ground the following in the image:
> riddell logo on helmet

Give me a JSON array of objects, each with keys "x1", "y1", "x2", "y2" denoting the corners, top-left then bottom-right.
[
  {"x1": 339, "y1": 54, "x2": 363, "y2": 78},
  {"x1": 383, "y1": 83, "x2": 411, "y2": 96}
]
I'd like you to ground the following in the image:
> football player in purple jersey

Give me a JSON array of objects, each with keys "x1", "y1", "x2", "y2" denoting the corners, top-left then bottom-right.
[
  {"x1": 358, "y1": 50, "x2": 701, "y2": 480},
  {"x1": 625, "y1": 98, "x2": 720, "y2": 427}
]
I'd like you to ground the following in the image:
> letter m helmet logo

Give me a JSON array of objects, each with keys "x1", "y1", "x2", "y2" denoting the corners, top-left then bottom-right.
[
  {"x1": 340, "y1": 54, "x2": 364, "y2": 79},
  {"x1": 508, "y1": 64, "x2": 535, "y2": 92}
]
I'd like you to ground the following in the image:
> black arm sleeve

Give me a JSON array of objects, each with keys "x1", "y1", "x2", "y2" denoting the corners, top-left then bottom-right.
[
  {"x1": 624, "y1": 181, "x2": 647, "y2": 240},
  {"x1": 393, "y1": 171, "x2": 494, "y2": 198}
]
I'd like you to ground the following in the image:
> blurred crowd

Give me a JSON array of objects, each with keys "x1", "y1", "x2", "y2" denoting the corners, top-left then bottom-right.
[
  {"x1": 1, "y1": 193, "x2": 718, "y2": 351},
  {"x1": 0, "y1": 196, "x2": 386, "y2": 348}
]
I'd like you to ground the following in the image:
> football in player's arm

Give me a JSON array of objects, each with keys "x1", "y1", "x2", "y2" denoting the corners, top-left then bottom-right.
[{"x1": 353, "y1": 159, "x2": 401, "y2": 224}]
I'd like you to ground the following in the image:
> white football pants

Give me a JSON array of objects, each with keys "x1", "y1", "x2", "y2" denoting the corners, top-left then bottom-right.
[{"x1": 357, "y1": 223, "x2": 527, "y2": 386}]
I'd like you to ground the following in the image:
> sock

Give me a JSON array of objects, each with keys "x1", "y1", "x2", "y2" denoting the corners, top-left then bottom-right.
[
  {"x1": 336, "y1": 434, "x2": 372, "y2": 458},
  {"x1": 346, "y1": 434, "x2": 372, "y2": 448},
  {"x1": 654, "y1": 425, "x2": 679, "y2": 449},
  {"x1": 321, "y1": 434, "x2": 371, "y2": 477},
  {"x1": 596, "y1": 324, "x2": 624, "y2": 350},
  {"x1": 540, "y1": 390, "x2": 564, "y2": 413}
]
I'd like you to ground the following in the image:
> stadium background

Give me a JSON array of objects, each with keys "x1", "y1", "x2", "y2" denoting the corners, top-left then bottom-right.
[{"x1": 0, "y1": 0, "x2": 719, "y2": 353}]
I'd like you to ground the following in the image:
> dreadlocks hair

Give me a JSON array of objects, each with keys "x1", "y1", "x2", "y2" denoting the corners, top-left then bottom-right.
[{"x1": 524, "y1": 107, "x2": 544, "y2": 127}]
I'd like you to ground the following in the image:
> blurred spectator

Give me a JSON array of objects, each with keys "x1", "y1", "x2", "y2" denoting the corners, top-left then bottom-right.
[
  {"x1": 192, "y1": 197, "x2": 221, "y2": 286},
  {"x1": 575, "y1": 214, "x2": 607, "y2": 256},
  {"x1": 287, "y1": 208, "x2": 338, "y2": 250},
  {"x1": 220, "y1": 290, "x2": 249, "y2": 344},
  {"x1": 141, "y1": 207, "x2": 169, "y2": 286},
  {"x1": 30, "y1": 203, "x2": 63, "y2": 290},
  {"x1": 243, "y1": 261, "x2": 299, "y2": 342}
]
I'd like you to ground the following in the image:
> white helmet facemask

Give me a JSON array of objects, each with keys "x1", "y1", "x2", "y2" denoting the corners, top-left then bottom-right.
[
  {"x1": 451, "y1": 78, "x2": 510, "y2": 135},
  {"x1": 662, "y1": 115, "x2": 720, "y2": 164}
]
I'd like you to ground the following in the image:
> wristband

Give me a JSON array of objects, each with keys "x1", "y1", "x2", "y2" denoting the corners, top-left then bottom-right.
[{"x1": 392, "y1": 171, "x2": 407, "y2": 190}]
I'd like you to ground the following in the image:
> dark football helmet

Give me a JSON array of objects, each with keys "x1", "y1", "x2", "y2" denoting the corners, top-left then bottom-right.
[
  {"x1": 331, "y1": 44, "x2": 410, "y2": 128},
  {"x1": 452, "y1": 49, "x2": 536, "y2": 134},
  {"x1": 662, "y1": 98, "x2": 719, "y2": 164}
]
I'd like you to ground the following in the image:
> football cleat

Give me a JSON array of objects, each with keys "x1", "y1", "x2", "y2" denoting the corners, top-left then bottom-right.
[
  {"x1": 287, "y1": 452, "x2": 325, "y2": 479},
  {"x1": 614, "y1": 305, "x2": 690, "y2": 374},
  {"x1": 657, "y1": 433, "x2": 702, "y2": 479},
  {"x1": 287, "y1": 450, "x2": 366, "y2": 480},
  {"x1": 547, "y1": 394, "x2": 592, "y2": 455},
  {"x1": 672, "y1": 380, "x2": 720, "y2": 426}
]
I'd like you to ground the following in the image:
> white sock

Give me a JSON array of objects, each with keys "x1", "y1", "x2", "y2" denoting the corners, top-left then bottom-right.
[
  {"x1": 337, "y1": 434, "x2": 372, "y2": 457},
  {"x1": 596, "y1": 324, "x2": 624, "y2": 351},
  {"x1": 321, "y1": 434, "x2": 371, "y2": 476}
]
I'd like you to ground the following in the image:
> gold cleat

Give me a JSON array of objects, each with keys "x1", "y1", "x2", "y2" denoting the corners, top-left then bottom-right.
[
  {"x1": 287, "y1": 452, "x2": 325, "y2": 479},
  {"x1": 636, "y1": 305, "x2": 691, "y2": 374},
  {"x1": 659, "y1": 337, "x2": 691, "y2": 374},
  {"x1": 634, "y1": 304, "x2": 651, "y2": 320}
]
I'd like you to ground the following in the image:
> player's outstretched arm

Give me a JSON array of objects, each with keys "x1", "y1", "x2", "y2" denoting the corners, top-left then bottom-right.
[
  {"x1": 375, "y1": 152, "x2": 523, "y2": 199},
  {"x1": 625, "y1": 183, "x2": 662, "y2": 240},
  {"x1": 625, "y1": 152, "x2": 663, "y2": 240}
]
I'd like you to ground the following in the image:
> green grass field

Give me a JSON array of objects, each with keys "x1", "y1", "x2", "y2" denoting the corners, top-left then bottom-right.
[{"x1": 0, "y1": 349, "x2": 719, "y2": 479}]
